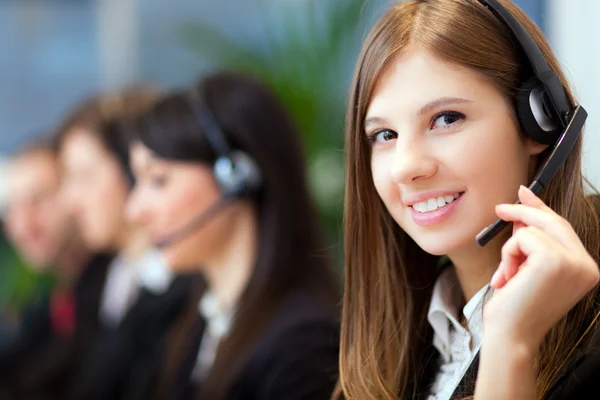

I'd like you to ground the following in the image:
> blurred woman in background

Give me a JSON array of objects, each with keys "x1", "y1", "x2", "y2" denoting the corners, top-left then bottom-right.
[
  {"x1": 57, "y1": 87, "x2": 195, "y2": 399},
  {"x1": 126, "y1": 70, "x2": 340, "y2": 400}
]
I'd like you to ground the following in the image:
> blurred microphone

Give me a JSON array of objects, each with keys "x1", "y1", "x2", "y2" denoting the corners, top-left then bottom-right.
[{"x1": 155, "y1": 197, "x2": 232, "y2": 248}]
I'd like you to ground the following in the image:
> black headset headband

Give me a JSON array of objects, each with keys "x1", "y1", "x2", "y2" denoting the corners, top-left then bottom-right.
[
  {"x1": 186, "y1": 88, "x2": 232, "y2": 158},
  {"x1": 474, "y1": 0, "x2": 588, "y2": 247},
  {"x1": 184, "y1": 86, "x2": 263, "y2": 198},
  {"x1": 477, "y1": 0, "x2": 571, "y2": 129}
]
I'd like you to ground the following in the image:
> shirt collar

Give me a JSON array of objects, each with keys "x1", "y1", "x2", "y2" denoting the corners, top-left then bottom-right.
[
  {"x1": 427, "y1": 266, "x2": 492, "y2": 361},
  {"x1": 137, "y1": 249, "x2": 174, "y2": 294},
  {"x1": 198, "y1": 290, "x2": 235, "y2": 337}
]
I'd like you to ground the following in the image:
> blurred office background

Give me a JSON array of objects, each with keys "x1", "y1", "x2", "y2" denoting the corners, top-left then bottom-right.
[{"x1": 0, "y1": 0, "x2": 597, "y2": 319}]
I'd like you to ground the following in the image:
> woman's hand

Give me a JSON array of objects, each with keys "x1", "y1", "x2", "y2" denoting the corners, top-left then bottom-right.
[
  {"x1": 485, "y1": 185, "x2": 599, "y2": 352},
  {"x1": 474, "y1": 185, "x2": 599, "y2": 400}
]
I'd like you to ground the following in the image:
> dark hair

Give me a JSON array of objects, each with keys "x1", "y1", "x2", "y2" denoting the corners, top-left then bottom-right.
[
  {"x1": 54, "y1": 85, "x2": 157, "y2": 187},
  {"x1": 135, "y1": 70, "x2": 340, "y2": 398},
  {"x1": 97, "y1": 118, "x2": 138, "y2": 186}
]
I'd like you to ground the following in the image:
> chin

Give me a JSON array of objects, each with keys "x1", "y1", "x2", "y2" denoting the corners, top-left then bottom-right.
[
  {"x1": 408, "y1": 230, "x2": 475, "y2": 256},
  {"x1": 82, "y1": 232, "x2": 110, "y2": 252}
]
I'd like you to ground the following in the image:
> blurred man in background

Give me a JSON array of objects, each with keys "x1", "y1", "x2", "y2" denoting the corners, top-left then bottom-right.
[
  {"x1": 0, "y1": 138, "x2": 113, "y2": 398},
  {"x1": 4, "y1": 138, "x2": 87, "y2": 284},
  {"x1": 2, "y1": 138, "x2": 89, "y2": 347}
]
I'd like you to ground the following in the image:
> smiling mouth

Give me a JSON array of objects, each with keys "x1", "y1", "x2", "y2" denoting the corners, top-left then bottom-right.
[{"x1": 410, "y1": 192, "x2": 464, "y2": 213}]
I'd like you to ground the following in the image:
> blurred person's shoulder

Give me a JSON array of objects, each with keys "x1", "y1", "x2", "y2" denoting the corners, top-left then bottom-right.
[{"x1": 229, "y1": 288, "x2": 340, "y2": 399}]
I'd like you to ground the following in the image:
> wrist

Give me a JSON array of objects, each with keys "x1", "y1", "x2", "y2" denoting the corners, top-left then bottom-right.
[
  {"x1": 482, "y1": 329, "x2": 540, "y2": 361},
  {"x1": 476, "y1": 334, "x2": 538, "y2": 399}
]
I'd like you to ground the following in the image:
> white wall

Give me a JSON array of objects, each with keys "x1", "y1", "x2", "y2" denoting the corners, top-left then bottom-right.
[{"x1": 547, "y1": 0, "x2": 600, "y2": 188}]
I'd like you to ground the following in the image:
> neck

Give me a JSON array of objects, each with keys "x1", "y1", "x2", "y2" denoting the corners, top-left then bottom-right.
[
  {"x1": 448, "y1": 227, "x2": 510, "y2": 302},
  {"x1": 202, "y1": 203, "x2": 258, "y2": 311}
]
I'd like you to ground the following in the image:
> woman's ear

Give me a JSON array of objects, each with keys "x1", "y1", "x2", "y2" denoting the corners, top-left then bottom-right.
[
  {"x1": 526, "y1": 137, "x2": 549, "y2": 179},
  {"x1": 525, "y1": 137, "x2": 549, "y2": 156}
]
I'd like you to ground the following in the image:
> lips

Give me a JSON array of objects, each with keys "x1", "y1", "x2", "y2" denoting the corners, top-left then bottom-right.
[
  {"x1": 408, "y1": 192, "x2": 465, "y2": 226},
  {"x1": 411, "y1": 193, "x2": 461, "y2": 213}
]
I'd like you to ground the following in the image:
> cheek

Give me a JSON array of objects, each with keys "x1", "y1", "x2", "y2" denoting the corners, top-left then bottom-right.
[
  {"x1": 454, "y1": 127, "x2": 529, "y2": 204},
  {"x1": 39, "y1": 201, "x2": 64, "y2": 234},
  {"x1": 84, "y1": 174, "x2": 128, "y2": 239},
  {"x1": 161, "y1": 184, "x2": 215, "y2": 231},
  {"x1": 160, "y1": 182, "x2": 223, "y2": 269},
  {"x1": 371, "y1": 152, "x2": 401, "y2": 212}
]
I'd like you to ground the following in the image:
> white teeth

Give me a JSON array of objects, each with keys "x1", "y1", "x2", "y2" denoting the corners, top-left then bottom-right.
[{"x1": 412, "y1": 193, "x2": 461, "y2": 213}]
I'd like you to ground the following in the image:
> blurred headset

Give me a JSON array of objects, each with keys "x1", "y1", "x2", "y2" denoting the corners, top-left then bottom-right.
[
  {"x1": 155, "y1": 87, "x2": 263, "y2": 248},
  {"x1": 475, "y1": 0, "x2": 588, "y2": 246},
  {"x1": 186, "y1": 88, "x2": 263, "y2": 199}
]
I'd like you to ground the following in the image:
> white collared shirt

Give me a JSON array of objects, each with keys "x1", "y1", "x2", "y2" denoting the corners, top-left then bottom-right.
[
  {"x1": 426, "y1": 267, "x2": 493, "y2": 400},
  {"x1": 191, "y1": 290, "x2": 236, "y2": 382},
  {"x1": 99, "y1": 248, "x2": 173, "y2": 328}
]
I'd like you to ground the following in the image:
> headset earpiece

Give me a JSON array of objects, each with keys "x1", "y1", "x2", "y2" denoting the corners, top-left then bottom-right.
[
  {"x1": 213, "y1": 151, "x2": 262, "y2": 197},
  {"x1": 186, "y1": 88, "x2": 263, "y2": 198},
  {"x1": 476, "y1": 0, "x2": 588, "y2": 247},
  {"x1": 515, "y1": 77, "x2": 561, "y2": 145}
]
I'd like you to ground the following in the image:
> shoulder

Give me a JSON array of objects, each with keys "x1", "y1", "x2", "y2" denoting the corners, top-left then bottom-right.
[
  {"x1": 235, "y1": 290, "x2": 340, "y2": 400},
  {"x1": 76, "y1": 253, "x2": 114, "y2": 291},
  {"x1": 258, "y1": 289, "x2": 340, "y2": 355},
  {"x1": 547, "y1": 317, "x2": 600, "y2": 399}
]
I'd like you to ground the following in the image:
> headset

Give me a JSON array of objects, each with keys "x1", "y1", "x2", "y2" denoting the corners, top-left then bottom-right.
[
  {"x1": 186, "y1": 88, "x2": 263, "y2": 199},
  {"x1": 475, "y1": 0, "x2": 588, "y2": 247},
  {"x1": 155, "y1": 87, "x2": 263, "y2": 248},
  {"x1": 450, "y1": 3, "x2": 589, "y2": 392}
]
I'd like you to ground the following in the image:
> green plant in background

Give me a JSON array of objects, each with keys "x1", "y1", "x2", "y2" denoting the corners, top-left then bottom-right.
[
  {"x1": 180, "y1": 0, "x2": 378, "y2": 267},
  {"x1": 0, "y1": 236, "x2": 55, "y2": 341}
]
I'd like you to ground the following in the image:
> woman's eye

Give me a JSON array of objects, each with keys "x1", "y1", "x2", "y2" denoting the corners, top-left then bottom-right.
[
  {"x1": 369, "y1": 129, "x2": 398, "y2": 145},
  {"x1": 431, "y1": 111, "x2": 465, "y2": 130}
]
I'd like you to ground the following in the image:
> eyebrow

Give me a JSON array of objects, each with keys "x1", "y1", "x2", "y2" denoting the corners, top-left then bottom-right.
[
  {"x1": 364, "y1": 96, "x2": 473, "y2": 130},
  {"x1": 417, "y1": 96, "x2": 473, "y2": 116}
]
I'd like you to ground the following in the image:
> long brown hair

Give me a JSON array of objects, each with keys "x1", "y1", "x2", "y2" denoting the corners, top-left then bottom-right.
[{"x1": 338, "y1": 0, "x2": 600, "y2": 399}]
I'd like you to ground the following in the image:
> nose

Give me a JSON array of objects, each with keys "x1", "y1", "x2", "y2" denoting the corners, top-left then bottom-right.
[{"x1": 390, "y1": 137, "x2": 438, "y2": 184}]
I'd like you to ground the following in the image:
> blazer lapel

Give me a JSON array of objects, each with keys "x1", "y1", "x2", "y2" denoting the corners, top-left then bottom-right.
[{"x1": 450, "y1": 351, "x2": 479, "y2": 399}]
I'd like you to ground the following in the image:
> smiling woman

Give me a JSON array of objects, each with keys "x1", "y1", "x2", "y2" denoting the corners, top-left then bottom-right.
[
  {"x1": 366, "y1": 48, "x2": 538, "y2": 258},
  {"x1": 336, "y1": 0, "x2": 600, "y2": 399},
  {"x1": 125, "y1": 70, "x2": 340, "y2": 400}
]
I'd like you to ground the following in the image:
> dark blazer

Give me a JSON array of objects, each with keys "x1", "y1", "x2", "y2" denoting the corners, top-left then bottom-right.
[
  {"x1": 169, "y1": 288, "x2": 340, "y2": 400},
  {"x1": 66, "y1": 274, "x2": 195, "y2": 400},
  {"x1": 0, "y1": 252, "x2": 113, "y2": 400},
  {"x1": 413, "y1": 313, "x2": 600, "y2": 399}
]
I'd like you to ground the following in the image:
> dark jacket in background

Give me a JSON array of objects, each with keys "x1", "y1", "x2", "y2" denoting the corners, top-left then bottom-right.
[
  {"x1": 0, "y1": 252, "x2": 113, "y2": 400},
  {"x1": 67, "y1": 274, "x2": 195, "y2": 400},
  {"x1": 166, "y1": 288, "x2": 340, "y2": 400}
]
